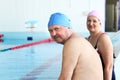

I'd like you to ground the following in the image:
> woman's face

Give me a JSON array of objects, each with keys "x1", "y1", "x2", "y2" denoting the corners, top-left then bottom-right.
[{"x1": 86, "y1": 16, "x2": 101, "y2": 33}]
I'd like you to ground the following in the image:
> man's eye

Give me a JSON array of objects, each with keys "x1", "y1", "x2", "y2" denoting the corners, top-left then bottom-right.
[
  {"x1": 55, "y1": 28, "x2": 59, "y2": 31},
  {"x1": 49, "y1": 30, "x2": 53, "y2": 33}
]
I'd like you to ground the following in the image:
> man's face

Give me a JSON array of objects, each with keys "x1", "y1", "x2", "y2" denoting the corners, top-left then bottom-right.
[{"x1": 48, "y1": 25, "x2": 69, "y2": 44}]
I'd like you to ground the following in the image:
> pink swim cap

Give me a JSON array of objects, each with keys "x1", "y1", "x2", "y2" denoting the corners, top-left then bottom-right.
[{"x1": 87, "y1": 10, "x2": 102, "y2": 23}]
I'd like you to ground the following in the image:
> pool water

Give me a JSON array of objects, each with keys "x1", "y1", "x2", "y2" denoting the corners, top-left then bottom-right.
[{"x1": 0, "y1": 38, "x2": 63, "y2": 80}]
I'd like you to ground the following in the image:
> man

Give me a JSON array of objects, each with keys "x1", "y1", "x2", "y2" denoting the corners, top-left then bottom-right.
[{"x1": 48, "y1": 12, "x2": 103, "y2": 80}]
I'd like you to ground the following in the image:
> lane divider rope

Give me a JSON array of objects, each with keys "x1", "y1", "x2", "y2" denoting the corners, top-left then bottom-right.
[{"x1": 0, "y1": 38, "x2": 53, "y2": 52}]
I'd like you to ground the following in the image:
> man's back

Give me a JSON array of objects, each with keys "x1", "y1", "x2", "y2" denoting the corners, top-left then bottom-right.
[{"x1": 63, "y1": 33, "x2": 103, "y2": 80}]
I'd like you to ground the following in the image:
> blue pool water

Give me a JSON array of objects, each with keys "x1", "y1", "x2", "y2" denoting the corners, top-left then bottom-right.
[
  {"x1": 0, "y1": 32, "x2": 64, "y2": 80},
  {"x1": 0, "y1": 42, "x2": 63, "y2": 80},
  {"x1": 0, "y1": 32, "x2": 120, "y2": 80}
]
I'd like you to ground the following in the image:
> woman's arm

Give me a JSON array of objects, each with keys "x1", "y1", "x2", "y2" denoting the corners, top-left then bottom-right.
[{"x1": 98, "y1": 34, "x2": 113, "y2": 80}]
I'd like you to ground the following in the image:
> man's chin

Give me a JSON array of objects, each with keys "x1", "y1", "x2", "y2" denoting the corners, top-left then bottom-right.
[
  {"x1": 56, "y1": 41, "x2": 62, "y2": 44},
  {"x1": 55, "y1": 40, "x2": 63, "y2": 44}
]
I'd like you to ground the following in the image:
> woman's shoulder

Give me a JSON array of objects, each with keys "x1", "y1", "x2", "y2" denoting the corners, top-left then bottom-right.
[
  {"x1": 98, "y1": 32, "x2": 112, "y2": 44},
  {"x1": 99, "y1": 32, "x2": 110, "y2": 39}
]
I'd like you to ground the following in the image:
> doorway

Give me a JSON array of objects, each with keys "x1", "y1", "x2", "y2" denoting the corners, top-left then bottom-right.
[{"x1": 105, "y1": 0, "x2": 119, "y2": 32}]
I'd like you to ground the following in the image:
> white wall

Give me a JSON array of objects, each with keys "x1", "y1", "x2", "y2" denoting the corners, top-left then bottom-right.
[{"x1": 0, "y1": 0, "x2": 105, "y2": 32}]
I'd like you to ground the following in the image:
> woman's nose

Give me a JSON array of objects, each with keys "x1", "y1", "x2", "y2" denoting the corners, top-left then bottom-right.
[{"x1": 89, "y1": 21, "x2": 94, "y2": 26}]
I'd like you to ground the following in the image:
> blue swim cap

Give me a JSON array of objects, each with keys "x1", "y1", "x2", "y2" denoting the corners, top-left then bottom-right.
[{"x1": 48, "y1": 12, "x2": 71, "y2": 28}]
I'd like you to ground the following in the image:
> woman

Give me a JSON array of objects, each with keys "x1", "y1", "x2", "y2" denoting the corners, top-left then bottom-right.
[{"x1": 86, "y1": 10, "x2": 116, "y2": 80}]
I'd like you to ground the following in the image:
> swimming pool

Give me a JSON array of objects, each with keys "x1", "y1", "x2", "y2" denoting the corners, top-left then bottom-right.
[
  {"x1": 0, "y1": 32, "x2": 120, "y2": 80},
  {"x1": 0, "y1": 32, "x2": 64, "y2": 80},
  {"x1": 0, "y1": 42, "x2": 63, "y2": 80}
]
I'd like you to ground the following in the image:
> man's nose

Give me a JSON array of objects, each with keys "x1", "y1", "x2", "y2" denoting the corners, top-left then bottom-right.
[{"x1": 51, "y1": 30, "x2": 56, "y2": 36}]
